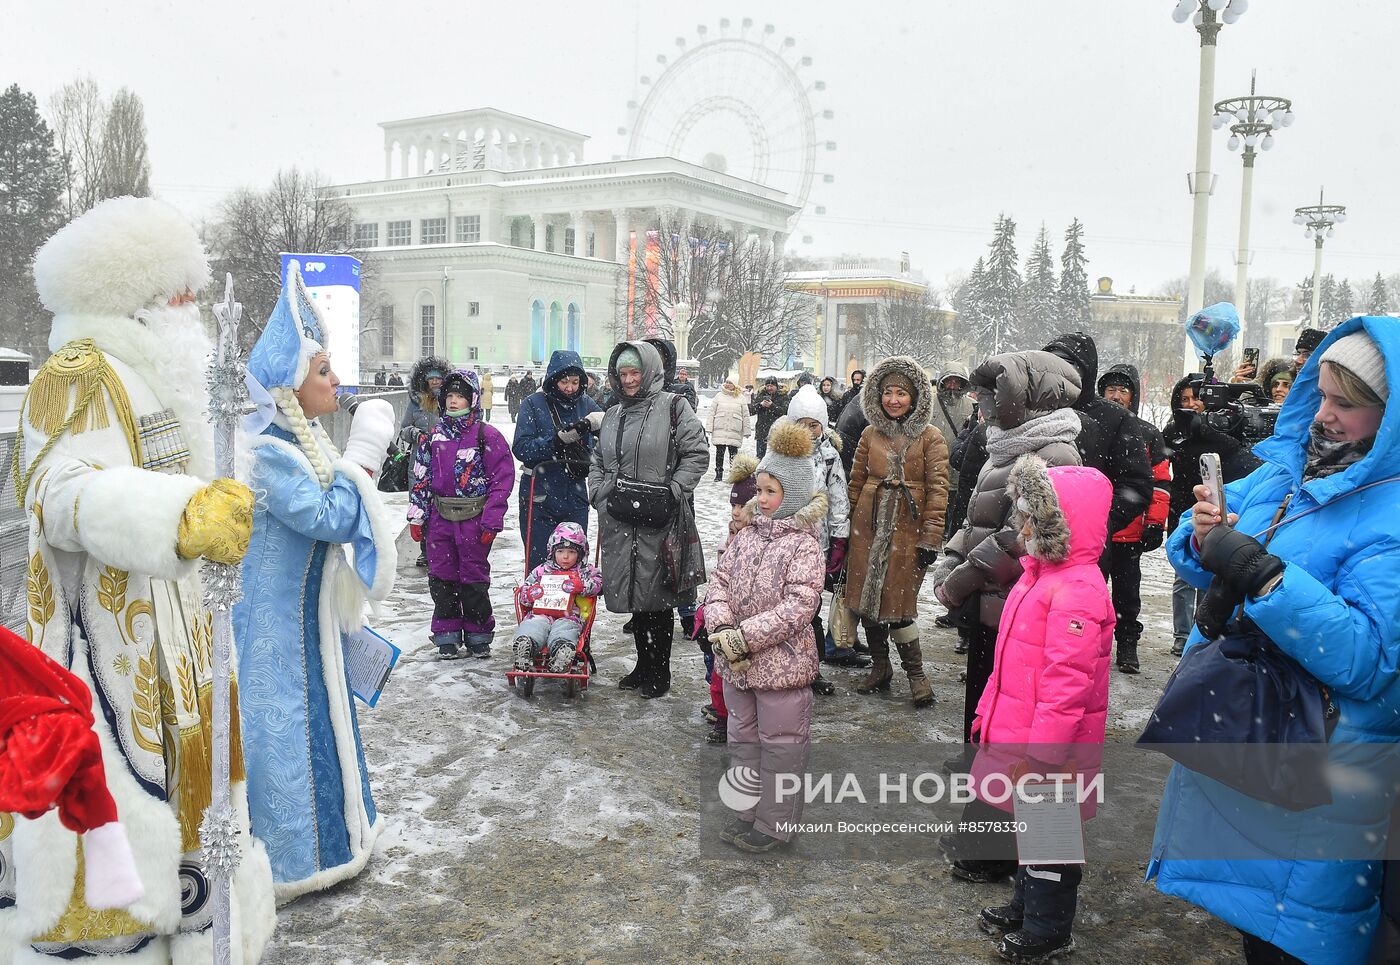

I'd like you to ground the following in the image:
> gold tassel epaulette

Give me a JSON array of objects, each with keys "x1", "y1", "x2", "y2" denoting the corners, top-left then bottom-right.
[{"x1": 11, "y1": 338, "x2": 141, "y2": 506}]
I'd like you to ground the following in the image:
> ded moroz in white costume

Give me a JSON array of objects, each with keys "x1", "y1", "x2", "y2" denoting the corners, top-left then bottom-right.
[{"x1": 0, "y1": 198, "x2": 276, "y2": 962}]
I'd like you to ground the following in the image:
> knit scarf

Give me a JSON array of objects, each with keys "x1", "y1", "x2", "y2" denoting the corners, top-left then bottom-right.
[
  {"x1": 1303, "y1": 422, "x2": 1373, "y2": 481},
  {"x1": 986, "y1": 408, "x2": 1080, "y2": 467}
]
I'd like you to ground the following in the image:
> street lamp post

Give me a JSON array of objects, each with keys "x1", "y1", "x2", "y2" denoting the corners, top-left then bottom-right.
[
  {"x1": 1214, "y1": 71, "x2": 1293, "y2": 345},
  {"x1": 1172, "y1": 0, "x2": 1250, "y2": 373},
  {"x1": 1293, "y1": 189, "x2": 1347, "y2": 329},
  {"x1": 673, "y1": 302, "x2": 692, "y2": 360}
]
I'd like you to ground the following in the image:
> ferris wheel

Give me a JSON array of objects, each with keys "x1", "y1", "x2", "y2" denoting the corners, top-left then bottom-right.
[{"x1": 619, "y1": 19, "x2": 834, "y2": 238}]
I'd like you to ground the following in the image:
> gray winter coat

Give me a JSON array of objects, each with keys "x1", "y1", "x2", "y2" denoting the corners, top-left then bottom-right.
[
  {"x1": 932, "y1": 350, "x2": 1083, "y2": 628},
  {"x1": 589, "y1": 340, "x2": 711, "y2": 613}
]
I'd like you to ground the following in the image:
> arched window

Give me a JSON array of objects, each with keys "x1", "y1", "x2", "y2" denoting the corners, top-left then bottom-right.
[
  {"x1": 530, "y1": 300, "x2": 546, "y2": 363},
  {"x1": 566, "y1": 304, "x2": 580, "y2": 352},
  {"x1": 415, "y1": 291, "x2": 436, "y2": 358},
  {"x1": 548, "y1": 302, "x2": 564, "y2": 356}
]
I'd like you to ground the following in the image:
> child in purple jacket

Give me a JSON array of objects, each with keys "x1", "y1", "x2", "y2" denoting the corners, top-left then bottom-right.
[{"x1": 408, "y1": 369, "x2": 515, "y2": 657}]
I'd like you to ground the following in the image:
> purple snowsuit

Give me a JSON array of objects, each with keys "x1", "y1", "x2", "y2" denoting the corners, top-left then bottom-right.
[{"x1": 408, "y1": 370, "x2": 515, "y2": 641}]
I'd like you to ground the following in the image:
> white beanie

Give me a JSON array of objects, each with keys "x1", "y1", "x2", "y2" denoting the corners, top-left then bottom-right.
[
  {"x1": 1320, "y1": 331, "x2": 1389, "y2": 402},
  {"x1": 788, "y1": 384, "x2": 829, "y2": 425},
  {"x1": 756, "y1": 418, "x2": 816, "y2": 519}
]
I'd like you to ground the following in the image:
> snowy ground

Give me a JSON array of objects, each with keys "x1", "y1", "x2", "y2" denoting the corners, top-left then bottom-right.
[{"x1": 263, "y1": 409, "x2": 1237, "y2": 964}]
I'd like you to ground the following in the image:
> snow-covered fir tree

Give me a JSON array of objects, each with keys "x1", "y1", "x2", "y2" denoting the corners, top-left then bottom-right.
[
  {"x1": 1021, "y1": 223, "x2": 1058, "y2": 350},
  {"x1": 1056, "y1": 218, "x2": 1091, "y2": 332},
  {"x1": 1368, "y1": 273, "x2": 1391, "y2": 316},
  {"x1": 0, "y1": 83, "x2": 67, "y2": 359},
  {"x1": 982, "y1": 213, "x2": 1022, "y2": 354},
  {"x1": 954, "y1": 256, "x2": 991, "y2": 351},
  {"x1": 1335, "y1": 279, "x2": 1355, "y2": 326}
]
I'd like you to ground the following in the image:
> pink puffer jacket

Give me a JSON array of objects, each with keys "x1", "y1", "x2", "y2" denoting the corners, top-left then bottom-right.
[
  {"x1": 971, "y1": 458, "x2": 1115, "y2": 815},
  {"x1": 708, "y1": 493, "x2": 826, "y2": 692}
]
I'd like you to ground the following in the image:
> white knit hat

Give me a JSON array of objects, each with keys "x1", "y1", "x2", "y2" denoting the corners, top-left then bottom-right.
[
  {"x1": 787, "y1": 384, "x2": 828, "y2": 425},
  {"x1": 1320, "y1": 331, "x2": 1389, "y2": 402}
]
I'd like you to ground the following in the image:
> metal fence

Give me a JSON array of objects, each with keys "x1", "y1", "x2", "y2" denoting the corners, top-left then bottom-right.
[{"x1": 0, "y1": 432, "x2": 29, "y2": 635}]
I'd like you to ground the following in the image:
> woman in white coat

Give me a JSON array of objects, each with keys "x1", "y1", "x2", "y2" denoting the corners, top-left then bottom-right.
[{"x1": 706, "y1": 378, "x2": 752, "y2": 480}]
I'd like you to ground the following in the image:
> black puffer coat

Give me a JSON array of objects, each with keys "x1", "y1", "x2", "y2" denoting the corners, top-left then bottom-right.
[
  {"x1": 1161, "y1": 373, "x2": 1261, "y2": 526},
  {"x1": 1043, "y1": 333, "x2": 1153, "y2": 534}
]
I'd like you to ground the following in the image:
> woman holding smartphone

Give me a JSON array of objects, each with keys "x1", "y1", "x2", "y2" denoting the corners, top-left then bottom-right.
[{"x1": 1151, "y1": 317, "x2": 1400, "y2": 965}]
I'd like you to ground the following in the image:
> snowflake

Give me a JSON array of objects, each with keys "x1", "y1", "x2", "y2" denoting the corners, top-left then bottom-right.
[{"x1": 113, "y1": 654, "x2": 132, "y2": 676}]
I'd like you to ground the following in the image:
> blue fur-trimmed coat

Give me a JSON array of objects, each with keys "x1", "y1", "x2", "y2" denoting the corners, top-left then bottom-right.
[{"x1": 233, "y1": 420, "x2": 397, "y2": 902}]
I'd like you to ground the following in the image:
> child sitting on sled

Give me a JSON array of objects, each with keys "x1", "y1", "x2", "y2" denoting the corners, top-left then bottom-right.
[{"x1": 513, "y1": 522, "x2": 603, "y2": 672}]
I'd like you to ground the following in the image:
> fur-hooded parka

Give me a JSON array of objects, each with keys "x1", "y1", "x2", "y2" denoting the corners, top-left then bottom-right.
[{"x1": 845, "y1": 355, "x2": 950, "y2": 622}]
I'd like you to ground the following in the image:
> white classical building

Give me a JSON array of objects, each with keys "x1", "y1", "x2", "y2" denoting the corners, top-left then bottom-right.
[{"x1": 326, "y1": 107, "x2": 799, "y2": 376}]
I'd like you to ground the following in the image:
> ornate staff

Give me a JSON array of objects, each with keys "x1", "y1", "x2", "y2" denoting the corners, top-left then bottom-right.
[{"x1": 201, "y1": 275, "x2": 249, "y2": 965}]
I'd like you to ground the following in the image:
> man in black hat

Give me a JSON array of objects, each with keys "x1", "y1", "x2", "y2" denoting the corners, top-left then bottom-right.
[{"x1": 1294, "y1": 328, "x2": 1326, "y2": 375}]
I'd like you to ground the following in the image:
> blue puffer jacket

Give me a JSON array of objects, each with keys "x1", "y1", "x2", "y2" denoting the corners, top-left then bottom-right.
[
  {"x1": 512, "y1": 349, "x2": 601, "y2": 520},
  {"x1": 1152, "y1": 315, "x2": 1400, "y2": 964}
]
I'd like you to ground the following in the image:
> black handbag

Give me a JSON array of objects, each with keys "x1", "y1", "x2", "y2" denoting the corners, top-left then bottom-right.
[
  {"x1": 1138, "y1": 624, "x2": 1338, "y2": 810},
  {"x1": 376, "y1": 427, "x2": 420, "y2": 493},
  {"x1": 606, "y1": 395, "x2": 681, "y2": 530}
]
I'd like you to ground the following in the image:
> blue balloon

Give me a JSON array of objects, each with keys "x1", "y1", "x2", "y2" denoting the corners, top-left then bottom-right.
[{"x1": 1186, "y1": 302, "x2": 1241, "y2": 357}]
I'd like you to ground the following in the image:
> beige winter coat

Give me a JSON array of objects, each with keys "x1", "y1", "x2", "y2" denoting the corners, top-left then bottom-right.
[{"x1": 706, "y1": 382, "x2": 751, "y2": 447}]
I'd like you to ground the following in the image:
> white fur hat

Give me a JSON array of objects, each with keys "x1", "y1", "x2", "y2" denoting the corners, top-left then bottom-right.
[
  {"x1": 788, "y1": 384, "x2": 829, "y2": 426},
  {"x1": 33, "y1": 196, "x2": 211, "y2": 318}
]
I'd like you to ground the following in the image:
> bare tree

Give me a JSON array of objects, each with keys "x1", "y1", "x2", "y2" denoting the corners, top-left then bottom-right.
[
  {"x1": 710, "y1": 238, "x2": 814, "y2": 370},
  {"x1": 47, "y1": 76, "x2": 105, "y2": 217},
  {"x1": 99, "y1": 88, "x2": 150, "y2": 199},
  {"x1": 869, "y1": 288, "x2": 948, "y2": 366},
  {"x1": 204, "y1": 168, "x2": 358, "y2": 348}
]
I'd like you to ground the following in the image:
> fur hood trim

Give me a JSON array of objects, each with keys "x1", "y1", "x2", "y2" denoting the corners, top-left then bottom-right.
[
  {"x1": 725, "y1": 453, "x2": 759, "y2": 484},
  {"x1": 1259, "y1": 356, "x2": 1295, "y2": 391},
  {"x1": 860, "y1": 355, "x2": 932, "y2": 438},
  {"x1": 1006, "y1": 454, "x2": 1071, "y2": 563},
  {"x1": 34, "y1": 197, "x2": 211, "y2": 318},
  {"x1": 825, "y1": 428, "x2": 843, "y2": 453},
  {"x1": 411, "y1": 355, "x2": 452, "y2": 396}
]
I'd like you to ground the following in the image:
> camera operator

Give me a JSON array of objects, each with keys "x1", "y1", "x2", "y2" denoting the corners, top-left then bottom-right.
[{"x1": 1162, "y1": 374, "x2": 1261, "y2": 656}]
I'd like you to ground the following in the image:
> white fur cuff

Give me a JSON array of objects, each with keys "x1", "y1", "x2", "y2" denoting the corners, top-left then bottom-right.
[
  {"x1": 76, "y1": 467, "x2": 204, "y2": 581},
  {"x1": 82, "y1": 822, "x2": 145, "y2": 910}
]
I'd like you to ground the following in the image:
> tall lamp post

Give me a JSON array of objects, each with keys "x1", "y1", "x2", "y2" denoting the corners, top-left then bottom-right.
[
  {"x1": 1293, "y1": 189, "x2": 1347, "y2": 329},
  {"x1": 672, "y1": 301, "x2": 692, "y2": 360},
  {"x1": 1172, "y1": 0, "x2": 1250, "y2": 372},
  {"x1": 1213, "y1": 71, "x2": 1293, "y2": 344}
]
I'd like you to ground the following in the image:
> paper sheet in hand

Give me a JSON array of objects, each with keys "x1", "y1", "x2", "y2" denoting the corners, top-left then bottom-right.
[
  {"x1": 347, "y1": 626, "x2": 401, "y2": 707},
  {"x1": 531, "y1": 574, "x2": 575, "y2": 618},
  {"x1": 1013, "y1": 783, "x2": 1085, "y2": 865}
]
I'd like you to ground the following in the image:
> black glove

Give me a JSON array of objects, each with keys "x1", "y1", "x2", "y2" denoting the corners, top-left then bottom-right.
[
  {"x1": 1138, "y1": 524, "x2": 1165, "y2": 553},
  {"x1": 1199, "y1": 526, "x2": 1285, "y2": 598},
  {"x1": 916, "y1": 546, "x2": 939, "y2": 569},
  {"x1": 1194, "y1": 578, "x2": 1244, "y2": 641}
]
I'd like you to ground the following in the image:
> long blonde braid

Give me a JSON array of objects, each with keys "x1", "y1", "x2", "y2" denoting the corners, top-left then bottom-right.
[{"x1": 272, "y1": 386, "x2": 339, "y2": 488}]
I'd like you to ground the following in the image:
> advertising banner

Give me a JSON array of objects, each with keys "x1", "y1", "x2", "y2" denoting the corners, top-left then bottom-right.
[{"x1": 281, "y1": 252, "x2": 362, "y2": 384}]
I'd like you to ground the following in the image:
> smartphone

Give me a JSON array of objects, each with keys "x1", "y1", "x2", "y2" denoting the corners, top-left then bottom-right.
[
  {"x1": 1200, "y1": 452, "x2": 1227, "y2": 523},
  {"x1": 1242, "y1": 347, "x2": 1260, "y2": 370}
]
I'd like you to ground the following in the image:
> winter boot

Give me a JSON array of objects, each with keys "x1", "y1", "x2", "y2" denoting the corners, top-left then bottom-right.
[
  {"x1": 618, "y1": 628, "x2": 648, "y2": 690},
  {"x1": 1171, "y1": 637, "x2": 1185, "y2": 658},
  {"x1": 996, "y1": 930, "x2": 1075, "y2": 963},
  {"x1": 892, "y1": 624, "x2": 934, "y2": 708},
  {"x1": 432, "y1": 631, "x2": 463, "y2": 657},
  {"x1": 855, "y1": 625, "x2": 893, "y2": 694},
  {"x1": 954, "y1": 629, "x2": 970, "y2": 656},
  {"x1": 979, "y1": 904, "x2": 1026, "y2": 936},
  {"x1": 1116, "y1": 638, "x2": 1141, "y2": 675},
  {"x1": 640, "y1": 623, "x2": 673, "y2": 699},
  {"x1": 465, "y1": 632, "x2": 493, "y2": 659},
  {"x1": 416, "y1": 546, "x2": 429, "y2": 568}
]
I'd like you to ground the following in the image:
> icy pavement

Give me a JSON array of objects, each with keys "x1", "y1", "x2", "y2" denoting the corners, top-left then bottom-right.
[{"x1": 263, "y1": 424, "x2": 1236, "y2": 964}]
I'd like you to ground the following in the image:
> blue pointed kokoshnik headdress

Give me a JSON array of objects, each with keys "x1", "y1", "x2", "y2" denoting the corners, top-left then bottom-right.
[{"x1": 244, "y1": 260, "x2": 327, "y2": 432}]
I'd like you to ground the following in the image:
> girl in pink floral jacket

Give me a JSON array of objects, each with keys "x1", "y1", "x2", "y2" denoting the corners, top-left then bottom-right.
[{"x1": 707, "y1": 420, "x2": 826, "y2": 854}]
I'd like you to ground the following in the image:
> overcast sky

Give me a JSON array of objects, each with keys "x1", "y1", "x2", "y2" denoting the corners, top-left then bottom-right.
[{"x1": 7, "y1": 0, "x2": 1397, "y2": 300}]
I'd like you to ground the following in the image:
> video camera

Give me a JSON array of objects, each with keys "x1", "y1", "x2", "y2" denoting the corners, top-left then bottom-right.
[{"x1": 1183, "y1": 303, "x2": 1280, "y2": 447}]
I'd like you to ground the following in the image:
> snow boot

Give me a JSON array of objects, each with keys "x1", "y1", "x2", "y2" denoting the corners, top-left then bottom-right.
[
  {"x1": 1171, "y1": 637, "x2": 1185, "y2": 658},
  {"x1": 892, "y1": 624, "x2": 934, "y2": 708},
  {"x1": 979, "y1": 904, "x2": 1026, "y2": 935},
  {"x1": 432, "y1": 631, "x2": 462, "y2": 657},
  {"x1": 465, "y1": 632, "x2": 493, "y2": 659},
  {"x1": 1115, "y1": 639, "x2": 1140, "y2": 675},
  {"x1": 416, "y1": 546, "x2": 428, "y2": 569},
  {"x1": 954, "y1": 630, "x2": 970, "y2": 655},
  {"x1": 855, "y1": 624, "x2": 893, "y2": 694},
  {"x1": 705, "y1": 722, "x2": 728, "y2": 744},
  {"x1": 811, "y1": 674, "x2": 835, "y2": 696},
  {"x1": 618, "y1": 628, "x2": 648, "y2": 690},
  {"x1": 951, "y1": 859, "x2": 1016, "y2": 884},
  {"x1": 997, "y1": 930, "x2": 1075, "y2": 963},
  {"x1": 719, "y1": 818, "x2": 752, "y2": 845},
  {"x1": 640, "y1": 624, "x2": 673, "y2": 699},
  {"x1": 731, "y1": 826, "x2": 791, "y2": 854}
]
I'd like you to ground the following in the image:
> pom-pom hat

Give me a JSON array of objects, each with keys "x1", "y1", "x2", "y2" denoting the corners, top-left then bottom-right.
[{"x1": 756, "y1": 417, "x2": 816, "y2": 519}]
